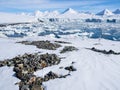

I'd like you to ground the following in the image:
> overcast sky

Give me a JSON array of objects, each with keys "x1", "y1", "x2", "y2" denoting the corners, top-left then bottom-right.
[{"x1": 0, "y1": 0, "x2": 119, "y2": 13}]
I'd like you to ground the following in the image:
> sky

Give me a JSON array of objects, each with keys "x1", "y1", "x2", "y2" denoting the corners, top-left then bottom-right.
[{"x1": 0, "y1": 0, "x2": 119, "y2": 13}]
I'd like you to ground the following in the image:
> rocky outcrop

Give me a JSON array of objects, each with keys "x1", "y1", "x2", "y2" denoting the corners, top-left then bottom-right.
[
  {"x1": 60, "y1": 46, "x2": 78, "y2": 53},
  {"x1": 65, "y1": 66, "x2": 77, "y2": 72},
  {"x1": 19, "y1": 40, "x2": 61, "y2": 50},
  {"x1": 44, "y1": 71, "x2": 59, "y2": 81},
  {"x1": 89, "y1": 47, "x2": 120, "y2": 55},
  {"x1": 0, "y1": 53, "x2": 61, "y2": 90},
  {"x1": 55, "y1": 41, "x2": 71, "y2": 44},
  {"x1": 0, "y1": 41, "x2": 78, "y2": 90}
]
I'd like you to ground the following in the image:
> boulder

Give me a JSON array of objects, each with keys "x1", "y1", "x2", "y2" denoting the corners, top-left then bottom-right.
[
  {"x1": 19, "y1": 40, "x2": 61, "y2": 50},
  {"x1": 31, "y1": 85, "x2": 44, "y2": 90},
  {"x1": 65, "y1": 66, "x2": 76, "y2": 72},
  {"x1": 60, "y1": 46, "x2": 78, "y2": 53}
]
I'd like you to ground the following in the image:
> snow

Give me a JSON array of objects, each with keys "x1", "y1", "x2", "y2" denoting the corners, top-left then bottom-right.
[
  {"x1": 0, "y1": 66, "x2": 20, "y2": 90},
  {"x1": 33, "y1": 37, "x2": 120, "y2": 90},
  {"x1": 0, "y1": 8, "x2": 119, "y2": 23},
  {"x1": 62, "y1": 8, "x2": 78, "y2": 14},
  {"x1": 0, "y1": 35, "x2": 120, "y2": 90},
  {"x1": 113, "y1": 9, "x2": 120, "y2": 14},
  {"x1": 0, "y1": 38, "x2": 39, "y2": 60},
  {"x1": 0, "y1": 9, "x2": 120, "y2": 90},
  {"x1": 96, "y1": 9, "x2": 114, "y2": 16},
  {"x1": 43, "y1": 10, "x2": 60, "y2": 18},
  {"x1": 32, "y1": 8, "x2": 120, "y2": 19},
  {"x1": 0, "y1": 12, "x2": 36, "y2": 24},
  {"x1": 34, "y1": 10, "x2": 43, "y2": 17}
]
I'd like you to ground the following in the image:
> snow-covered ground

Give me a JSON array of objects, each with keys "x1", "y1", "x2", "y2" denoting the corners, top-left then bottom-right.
[
  {"x1": 0, "y1": 66, "x2": 20, "y2": 90},
  {"x1": 0, "y1": 38, "x2": 39, "y2": 60},
  {"x1": 0, "y1": 36, "x2": 120, "y2": 90}
]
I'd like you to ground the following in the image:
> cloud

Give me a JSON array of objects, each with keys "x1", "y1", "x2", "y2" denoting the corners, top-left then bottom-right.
[
  {"x1": 0, "y1": 0, "x2": 119, "y2": 12},
  {"x1": 0, "y1": 0, "x2": 107, "y2": 9}
]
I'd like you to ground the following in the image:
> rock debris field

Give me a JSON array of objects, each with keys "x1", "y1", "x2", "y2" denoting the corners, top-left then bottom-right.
[{"x1": 0, "y1": 40, "x2": 77, "y2": 90}]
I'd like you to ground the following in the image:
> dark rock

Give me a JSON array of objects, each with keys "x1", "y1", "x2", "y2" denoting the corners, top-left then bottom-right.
[
  {"x1": 71, "y1": 62, "x2": 75, "y2": 64},
  {"x1": 60, "y1": 46, "x2": 78, "y2": 53},
  {"x1": 55, "y1": 41, "x2": 71, "y2": 44},
  {"x1": 20, "y1": 84, "x2": 30, "y2": 90},
  {"x1": 59, "y1": 74, "x2": 71, "y2": 78},
  {"x1": 7, "y1": 61, "x2": 14, "y2": 67},
  {"x1": 44, "y1": 71, "x2": 58, "y2": 81},
  {"x1": 1, "y1": 52, "x2": 62, "y2": 90},
  {"x1": 90, "y1": 47, "x2": 120, "y2": 55},
  {"x1": 0, "y1": 61, "x2": 6, "y2": 67},
  {"x1": 59, "y1": 66, "x2": 64, "y2": 69},
  {"x1": 91, "y1": 47, "x2": 95, "y2": 50},
  {"x1": 65, "y1": 66, "x2": 76, "y2": 72},
  {"x1": 34, "y1": 77, "x2": 43, "y2": 85},
  {"x1": 18, "y1": 40, "x2": 61, "y2": 50},
  {"x1": 31, "y1": 85, "x2": 44, "y2": 90}
]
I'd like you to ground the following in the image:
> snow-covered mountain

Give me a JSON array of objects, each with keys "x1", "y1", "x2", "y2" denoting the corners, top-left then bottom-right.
[
  {"x1": 113, "y1": 9, "x2": 120, "y2": 14},
  {"x1": 44, "y1": 10, "x2": 60, "y2": 18},
  {"x1": 34, "y1": 10, "x2": 60, "y2": 18},
  {"x1": 96, "y1": 9, "x2": 114, "y2": 16},
  {"x1": 62, "y1": 8, "x2": 78, "y2": 14},
  {"x1": 0, "y1": 8, "x2": 120, "y2": 23},
  {"x1": 32, "y1": 8, "x2": 120, "y2": 19},
  {"x1": 34, "y1": 10, "x2": 43, "y2": 17},
  {"x1": 60, "y1": 8, "x2": 81, "y2": 18}
]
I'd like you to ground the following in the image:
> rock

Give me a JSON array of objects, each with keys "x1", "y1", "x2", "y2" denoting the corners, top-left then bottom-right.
[
  {"x1": 28, "y1": 76, "x2": 36, "y2": 84},
  {"x1": 90, "y1": 47, "x2": 120, "y2": 55},
  {"x1": 40, "y1": 60, "x2": 47, "y2": 68},
  {"x1": 55, "y1": 41, "x2": 71, "y2": 44},
  {"x1": 59, "y1": 66, "x2": 64, "y2": 69},
  {"x1": 13, "y1": 66, "x2": 21, "y2": 73},
  {"x1": 60, "y1": 46, "x2": 78, "y2": 53},
  {"x1": 1, "y1": 52, "x2": 61, "y2": 90},
  {"x1": 7, "y1": 61, "x2": 14, "y2": 66},
  {"x1": 59, "y1": 74, "x2": 71, "y2": 78},
  {"x1": 0, "y1": 61, "x2": 5, "y2": 67},
  {"x1": 17, "y1": 64, "x2": 24, "y2": 69},
  {"x1": 44, "y1": 71, "x2": 58, "y2": 81},
  {"x1": 34, "y1": 77, "x2": 43, "y2": 85},
  {"x1": 71, "y1": 62, "x2": 75, "y2": 64},
  {"x1": 65, "y1": 66, "x2": 76, "y2": 72},
  {"x1": 31, "y1": 85, "x2": 44, "y2": 90},
  {"x1": 91, "y1": 47, "x2": 95, "y2": 50},
  {"x1": 20, "y1": 84, "x2": 30, "y2": 90},
  {"x1": 19, "y1": 40, "x2": 61, "y2": 50},
  {"x1": 15, "y1": 71, "x2": 24, "y2": 79}
]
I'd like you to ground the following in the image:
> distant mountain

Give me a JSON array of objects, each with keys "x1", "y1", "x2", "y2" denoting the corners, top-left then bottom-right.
[
  {"x1": 113, "y1": 9, "x2": 120, "y2": 14},
  {"x1": 59, "y1": 8, "x2": 81, "y2": 18},
  {"x1": 20, "y1": 12, "x2": 32, "y2": 16},
  {"x1": 62, "y1": 8, "x2": 78, "y2": 14},
  {"x1": 44, "y1": 10, "x2": 60, "y2": 17},
  {"x1": 34, "y1": 10, "x2": 43, "y2": 17},
  {"x1": 51, "y1": 10, "x2": 59, "y2": 15},
  {"x1": 21, "y1": 8, "x2": 120, "y2": 19},
  {"x1": 96, "y1": 9, "x2": 114, "y2": 16}
]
